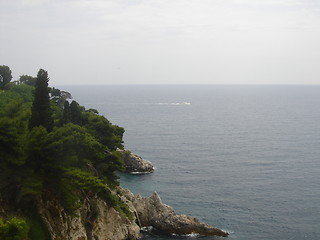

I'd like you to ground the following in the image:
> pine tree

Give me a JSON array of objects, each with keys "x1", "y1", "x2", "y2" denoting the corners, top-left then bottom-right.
[{"x1": 28, "y1": 69, "x2": 53, "y2": 132}]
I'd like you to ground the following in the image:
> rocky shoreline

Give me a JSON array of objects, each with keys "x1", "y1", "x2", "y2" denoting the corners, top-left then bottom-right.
[
  {"x1": 118, "y1": 149, "x2": 154, "y2": 174},
  {"x1": 2, "y1": 150, "x2": 227, "y2": 239},
  {"x1": 37, "y1": 187, "x2": 228, "y2": 239},
  {"x1": 114, "y1": 149, "x2": 228, "y2": 238},
  {"x1": 120, "y1": 188, "x2": 228, "y2": 238}
]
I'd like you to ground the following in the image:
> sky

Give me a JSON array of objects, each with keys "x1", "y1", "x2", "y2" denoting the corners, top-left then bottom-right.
[{"x1": 1, "y1": 0, "x2": 320, "y2": 85}]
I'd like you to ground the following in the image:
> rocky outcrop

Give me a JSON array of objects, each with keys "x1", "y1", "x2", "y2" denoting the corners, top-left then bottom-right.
[
  {"x1": 117, "y1": 149, "x2": 154, "y2": 174},
  {"x1": 120, "y1": 188, "x2": 228, "y2": 237},
  {"x1": 38, "y1": 193, "x2": 140, "y2": 240},
  {"x1": 37, "y1": 188, "x2": 227, "y2": 240}
]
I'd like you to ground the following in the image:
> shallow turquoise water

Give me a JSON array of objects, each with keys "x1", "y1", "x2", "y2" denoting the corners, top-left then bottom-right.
[{"x1": 62, "y1": 85, "x2": 320, "y2": 240}]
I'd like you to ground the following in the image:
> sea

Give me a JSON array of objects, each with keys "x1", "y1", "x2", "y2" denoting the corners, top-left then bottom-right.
[{"x1": 60, "y1": 85, "x2": 320, "y2": 240}]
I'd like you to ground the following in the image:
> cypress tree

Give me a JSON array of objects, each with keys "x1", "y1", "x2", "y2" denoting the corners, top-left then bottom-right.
[
  {"x1": 70, "y1": 101, "x2": 82, "y2": 125},
  {"x1": 61, "y1": 101, "x2": 71, "y2": 125},
  {"x1": 28, "y1": 69, "x2": 53, "y2": 132}
]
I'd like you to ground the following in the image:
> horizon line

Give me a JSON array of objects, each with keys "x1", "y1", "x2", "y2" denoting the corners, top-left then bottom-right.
[{"x1": 53, "y1": 83, "x2": 320, "y2": 87}]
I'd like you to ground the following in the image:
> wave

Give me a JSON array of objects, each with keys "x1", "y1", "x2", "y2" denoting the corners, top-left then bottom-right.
[
  {"x1": 141, "y1": 226, "x2": 154, "y2": 232},
  {"x1": 141, "y1": 226, "x2": 200, "y2": 238},
  {"x1": 130, "y1": 171, "x2": 152, "y2": 175},
  {"x1": 154, "y1": 102, "x2": 191, "y2": 106},
  {"x1": 172, "y1": 233, "x2": 199, "y2": 237}
]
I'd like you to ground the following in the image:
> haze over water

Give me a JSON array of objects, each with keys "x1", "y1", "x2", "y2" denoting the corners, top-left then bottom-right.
[{"x1": 62, "y1": 85, "x2": 320, "y2": 240}]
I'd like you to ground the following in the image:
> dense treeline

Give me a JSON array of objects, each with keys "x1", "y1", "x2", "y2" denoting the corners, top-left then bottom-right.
[{"x1": 0, "y1": 66, "x2": 128, "y2": 239}]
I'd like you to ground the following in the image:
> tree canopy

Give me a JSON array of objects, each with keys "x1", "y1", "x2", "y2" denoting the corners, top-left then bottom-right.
[
  {"x1": 19, "y1": 75, "x2": 37, "y2": 86},
  {"x1": 0, "y1": 66, "x2": 130, "y2": 239},
  {"x1": 28, "y1": 69, "x2": 53, "y2": 132},
  {"x1": 0, "y1": 65, "x2": 13, "y2": 90}
]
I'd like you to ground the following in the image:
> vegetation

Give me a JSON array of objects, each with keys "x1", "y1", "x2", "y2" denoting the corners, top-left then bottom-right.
[
  {"x1": 28, "y1": 69, "x2": 53, "y2": 132},
  {"x1": 18, "y1": 75, "x2": 37, "y2": 87},
  {"x1": 0, "y1": 66, "x2": 129, "y2": 239},
  {"x1": 0, "y1": 65, "x2": 13, "y2": 90},
  {"x1": 0, "y1": 217, "x2": 29, "y2": 240}
]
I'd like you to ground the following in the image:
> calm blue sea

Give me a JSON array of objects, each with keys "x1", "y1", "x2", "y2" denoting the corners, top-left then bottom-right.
[{"x1": 61, "y1": 85, "x2": 320, "y2": 240}]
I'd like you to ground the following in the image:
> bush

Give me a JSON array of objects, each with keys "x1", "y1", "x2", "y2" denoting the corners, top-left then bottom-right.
[{"x1": 0, "y1": 217, "x2": 30, "y2": 240}]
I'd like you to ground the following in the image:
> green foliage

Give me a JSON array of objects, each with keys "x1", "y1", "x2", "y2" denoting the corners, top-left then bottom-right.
[
  {"x1": 55, "y1": 181, "x2": 82, "y2": 214},
  {"x1": 70, "y1": 101, "x2": 83, "y2": 125},
  {"x1": 64, "y1": 168, "x2": 108, "y2": 192},
  {"x1": 50, "y1": 87, "x2": 72, "y2": 108},
  {"x1": 19, "y1": 75, "x2": 37, "y2": 87},
  {"x1": 83, "y1": 112, "x2": 124, "y2": 150},
  {"x1": 25, "y1": 207, "x2": 52, "y2": 240},
  {"x1": 0, "y1": 91, "x2": 22, "y2": 117},
  {"x1": 20, "y1": 171, "x2": 44, "y2": 200},
  {"x1": 10, "y1": 84, "x2": 34, "y2": 102},
  {"x1": 0, "y1": 117, "x2": 25, "y2": 166},
  {"x1": 0, "y1": 66, "x2": 131, "y2": 234},
  {"x1": 60, "y1": 168, "x2": 113, "y2": 212},
  {"x1": 86, "y1": 108, "x2": 99, "y2": 114},
  {"x1": 18, "y1": 126, "x2": 48, "y2": 200},
  {"x1": 49, "y1": 87, "x2": 61, "y2": 98},
  {"x1": 0, "y1": 65, "x2": 13, "y2": 90},
  {"x1": 2, "y1": 99, "x2": 24, "y2": 119},
  {"x1": 61, "y1": 101, "x2": 71, "y2": 125},
  {"x1": 44, "y1": 123, "x2": 105, "y2": 168},
  {"x1": 28, "y1": 69, "x2": 53, "y2": 132},
  {"x1": 64, "y1": 168, "x2": 132, "y2": 219},
  {"x1": 0, "y1": 217, "x2": 30, "y2": 240},
  {"x1": 93, "y1": 150, "x2": 124, "y2": 187},
  {"x1": 26, "y1": 126, "x2": 48, "y2": 169}
]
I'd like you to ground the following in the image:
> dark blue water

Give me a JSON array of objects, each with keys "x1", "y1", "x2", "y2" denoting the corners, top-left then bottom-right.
[{"x1": 61, "y1": 85, "x2": 320, "y2": 240}]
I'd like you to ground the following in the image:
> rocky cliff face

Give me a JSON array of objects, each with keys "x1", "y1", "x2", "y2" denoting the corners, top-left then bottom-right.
[
  {"x1": 37, "y1": 188, "x2": 227, "y2": 240},
  {"x1": 38, "y1": 192, "x2": 140, "y2": 240}
]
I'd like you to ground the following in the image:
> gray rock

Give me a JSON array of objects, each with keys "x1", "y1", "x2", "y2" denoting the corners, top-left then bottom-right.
[
  {"x1": 117, "y1": 149, "x2": 154, "y2": 174},
  {"x1": 120, "y1": 188, "x2": 228, "y2": 237},
  {"x1": 38, "y1": 193, "x2": 140, "y2": 240},
  {"x1": 4, "y1": 187, "x2": 226, "y2": 239}
]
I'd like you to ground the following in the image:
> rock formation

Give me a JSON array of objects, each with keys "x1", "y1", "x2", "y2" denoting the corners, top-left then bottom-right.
[
  {"x1": 117, "y1": 149, "x2": 154, "y2": 174},
  {"x1": 38, "y1": 192, "x2": 140, "y2": 240},
  {"x1": 36, "y1": 188, "x2": 227, "y2": 240},
  {"x1": 119, "y1": 188, "x2": 228, "y2": 237},
  {"x1": 2, "y1": 175, "x2": 227, "y2": 239}
]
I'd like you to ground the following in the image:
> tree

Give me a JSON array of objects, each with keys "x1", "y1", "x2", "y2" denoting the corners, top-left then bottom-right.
[
  {"x1": 50, "y1": 87, "x2": 72, "y2": 108},
  {"x1": 0, "y1": 65, "x2": 13, "y2": 90},
  {"x1": 82, "y1": 112, "x2": 124, "y2": 150},
  {"x1": 28, "y1": 69, "x2": 53, "y2": 132},
  {"x1": 0, "y1": 117, "x2": 25, "y2": 166},
  {"x1": 0, "y1": 217, "x2": 30, "y2": 240},
  {"x1": 18, "y1": 75, "x2": 37, "y2": 86},
  {"x1": 61, "y1": 101, "x2": 71, "y2": 125},
  {"x1": 70, "y1": 101, "x2": 82, "y2": 125}
]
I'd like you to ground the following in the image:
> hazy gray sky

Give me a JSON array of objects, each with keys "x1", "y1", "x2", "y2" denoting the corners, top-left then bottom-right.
[{"x1": 1, "y1": 0, "x2": 320, "y2": 85}]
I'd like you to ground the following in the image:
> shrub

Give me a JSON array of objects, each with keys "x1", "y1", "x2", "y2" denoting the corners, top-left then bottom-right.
[{"x1": 0, "y1": 217, "x2": 30, "y2": 240}]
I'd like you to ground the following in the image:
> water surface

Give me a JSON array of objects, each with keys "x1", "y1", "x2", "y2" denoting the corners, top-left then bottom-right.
[{"x1": 61, "y1": 85, "x2": 320, "y2": 240}]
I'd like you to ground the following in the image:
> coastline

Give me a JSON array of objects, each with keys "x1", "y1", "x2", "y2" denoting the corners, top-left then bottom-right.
[{"x1": 119, "y1": 150, "x2": 228, "y2": 238}]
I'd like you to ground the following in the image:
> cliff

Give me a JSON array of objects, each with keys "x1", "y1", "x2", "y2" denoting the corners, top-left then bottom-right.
[
  {"x1": 38, "y1": 192, "x2": 140, "y2": 240},
  {"x1": 35, "y1": 188, "x2": 227, "y2": 240}
]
